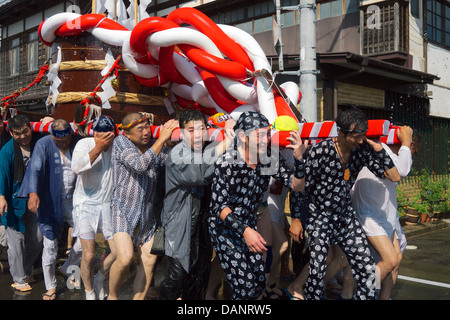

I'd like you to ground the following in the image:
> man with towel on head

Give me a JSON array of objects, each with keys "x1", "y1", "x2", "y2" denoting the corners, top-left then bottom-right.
[
  {"x1": 208, "y1": 111, "x2": 308, "y2": 300},
  {"x1": 71, "y1": 115, "x2": 117, "y2": 300}
]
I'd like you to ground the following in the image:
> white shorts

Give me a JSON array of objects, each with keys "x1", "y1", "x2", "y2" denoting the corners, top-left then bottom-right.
[
  {"x1": 357, "y1": 214, "x2": 395, "y2": 240},
  {"x1": 78, "y1": 215, "x2": 113, "y2": 241},
  {"x1": 361, "y1": 216, "x2": 402, "y2": 264},
  {"x1": 75, "y1": 207, "x2": 113, "y2": 241}
]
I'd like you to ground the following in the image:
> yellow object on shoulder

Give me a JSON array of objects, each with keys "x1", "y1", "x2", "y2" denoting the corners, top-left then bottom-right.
[{"x1": 270, "y1": 115, "x2": 299, "y2": 131}]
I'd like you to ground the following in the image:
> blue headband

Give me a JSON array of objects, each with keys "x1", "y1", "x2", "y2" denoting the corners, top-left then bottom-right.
[
  {"x1": 51, "y1": 127, "x2": 72, "y2": 137},
  {"x1": 336, "y1": 126, "x2": 368, "y2": 134},
  {"x1": 92, "y1": 115, "x2": 116, "y2": 132}
]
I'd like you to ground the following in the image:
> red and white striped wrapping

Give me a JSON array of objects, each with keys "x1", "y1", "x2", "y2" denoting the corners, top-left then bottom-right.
[
  {"x1": 380, "y1": 126, "x2": 413, "y2": 145},
  {"x1": 265, "y1": 119, "x2": 390, "y2": 147},
  {"x1": 30, "y1": 121, "x2": 52, "y2": 134},
  {"x1": 366, "y1": 120, "x2": 391, "y2": 138},
  {"x1": 294, "y1": 119, "x2": 389, "y2": 140},
  {"x1": 380, "y1": 126, "x2": 401, "y2": 145},
  {"x1": 9, "y1": 121, "x2": 226, "y2": 143},
  {"x1": 29, "y1": 121, "x2": 99, "y2": 137},
  {"x1": 6, "y1": 119, "x2": 395, "y2": 147},
  {"x1": 5, "y1": 121, "x2": 114, "y2": 136}
]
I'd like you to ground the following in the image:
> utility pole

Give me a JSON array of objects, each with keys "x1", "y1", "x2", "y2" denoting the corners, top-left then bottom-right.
[
  {"x1": 299, "y1": 0, "x2": 318, "y2": 122},
  {"x1": 274, "y1": 0, "x2": 318, "y2": 122}
]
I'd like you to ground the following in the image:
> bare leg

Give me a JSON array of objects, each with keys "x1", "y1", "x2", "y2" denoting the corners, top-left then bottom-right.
[
  {"x1": 324, "y1": 246, "x2": 355, "y2": 299},
  {"x1": 367, "y1": 233, "x2": 399, "y2": 297},
  {"x1": 267, "y1": 222, "x2": 289, "y2": 290},
  {"x1": 133, "y1": 237, "x2": 158, "y2": 300},
  {"x1": 379, "y1": 236, "x2": 402, "y2": 300},
  {"x1": 323, "y1": 246, "x2": 340, "y2": 288},
  {"x1": 80, "y1": 238, "x2": 96, "y2": 293},
  {"x1": 93, "y1": 238, "x2": 117, "y2": 300},
  {"x1": 340, "y1": 264, "x2": 356, "y2": 299},
  {"x1": 66, "y1": 227, "x2": 73, "y2": 254},
  {"x1": 101, "y1": 238, "x2": 117, "y2": 277},
  {"x1": 108, "y1": 232, "x2": 134, "y2": 300},
  {"x1": 280, "y1": 217, "x2": 295, "y2": 279}
]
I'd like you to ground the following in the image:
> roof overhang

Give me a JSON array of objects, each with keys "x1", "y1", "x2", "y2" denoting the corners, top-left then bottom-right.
[{"x1": 317, "y1": 52, "x2": 439, "y2": 89}]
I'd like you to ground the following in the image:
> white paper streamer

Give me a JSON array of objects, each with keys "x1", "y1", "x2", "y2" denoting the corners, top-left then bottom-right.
[
  {"x1": 46, "y1": 46, "x2": 62, "y2": 107},
  {"x1": 97, "y1": 48, "x2": 117, "y2": 109}
]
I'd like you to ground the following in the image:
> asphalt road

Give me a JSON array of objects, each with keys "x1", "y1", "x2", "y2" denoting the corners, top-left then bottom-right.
[
  {"x1": 391, "y1": 223, "x2": 450, "y2": 300},
  {"x1": 0, "y1": 222, "x2": 449, "y2": 301}
]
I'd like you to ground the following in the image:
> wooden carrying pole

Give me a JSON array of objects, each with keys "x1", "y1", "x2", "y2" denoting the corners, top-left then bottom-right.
[{"x1": 135, "y1": 0, "x2": 138, "y2": 25}]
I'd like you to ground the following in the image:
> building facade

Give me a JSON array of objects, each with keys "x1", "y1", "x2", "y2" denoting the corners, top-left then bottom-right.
[{"x1": 0, "y1": 0, "x2": 448, "y2": 173}]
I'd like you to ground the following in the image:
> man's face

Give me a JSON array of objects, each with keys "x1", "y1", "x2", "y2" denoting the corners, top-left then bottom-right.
[
  {"x1": 51, "y1": 133, "x2": 72, "y2": 151},
  {"x1": 124, "y1": 119, "x2": 151, "y2": 149},
  {"x1": 340, "y1": 124, "x2": 367, "y2": 149},
  {"x1": 248, "y1": 127, "x2": 270, "y2": 157},
  {"x1": 10, "y1": 125, "x2": 33, "y2": 147},
  {"x1": 182, "y1": 120, "x2": 206, "y2": 152}
]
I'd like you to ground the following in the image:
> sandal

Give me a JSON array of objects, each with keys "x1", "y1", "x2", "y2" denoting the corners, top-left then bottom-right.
[
  {"x1": 11, "y1": 282, "x2": 32, "y2": 292},
  {"x1": 42, "y1": 291, "x2": 57, "y2": 300},
  {"x1": 284, "y1": 288, "x2": 304, "y2": 300}
]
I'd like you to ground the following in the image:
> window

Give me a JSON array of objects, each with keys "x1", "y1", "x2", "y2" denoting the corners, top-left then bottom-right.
[
  {"x1": 212, "y1": 0, "x2": 301, "y2": 34},
  {"x1": 235, "y1": 21, "x2": 253, "y2": 34},
  {"x1": 411, "y1": 0, "x2": 420, "y2": 18},
  {"x1": 282, "y1": 10, "x2": 296, "y2": 27},
  {"x1": 426, "y1": 0, "x2": 450, "y2": 47},
  {"x1": 28, "y1": 31, "x2": 38, "y2": 71},
  {"x1": 254, "y1": 16, "x2": 273, "y2": 34},
  {"x1": 10, "y1": 38, "x2": 20, "y2": 76},
  {"x1": 281, "y1": 0, "x2": 299, "y2": 6},
  {"x1": 345, "y1": 0, "x2": 359, "y2": 14},
  {"x1": 253, "y1": 1, "x2": 275, "y2": 16},
  {"x1": 318, "y1": 0, "x2": 343, "y2": 20}
]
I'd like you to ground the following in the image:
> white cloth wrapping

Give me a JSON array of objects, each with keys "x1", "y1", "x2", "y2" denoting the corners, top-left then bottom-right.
[
  {"x1": 351, "y1": 143, "x2": 412, "y2": 240},
  {"x1": 46, "y1": 46, "x2": 62, "y2": 107},
  {"x1": 71, "y1": 138, "x2": 114, "y2": 239}
]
